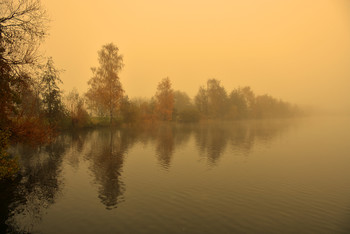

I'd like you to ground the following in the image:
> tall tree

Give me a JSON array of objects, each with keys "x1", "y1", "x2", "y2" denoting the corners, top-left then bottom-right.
[
  {"x1": 0, "y1": 0, "x2": 48, "y2": 129},
  {"x1": 40, "y1": 57, "x2": 63, "y2": 125},
  {"x1": 86, "y1": 43, "x2": 124, "y2": 124},
  {"x1": 155, "y1": 77, "x2": 174, "y2": 121}
]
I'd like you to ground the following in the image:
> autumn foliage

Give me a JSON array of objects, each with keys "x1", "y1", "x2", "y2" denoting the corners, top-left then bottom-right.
[
  {"x1": 0, "y1": 0, "x2": 301, "y2": 180},
  {"x1": 155, "y1": 77, "x2": 174, "y2": 121},
  {"x1": 86, "y1": 43, "x2": 124, "y2": 125}
]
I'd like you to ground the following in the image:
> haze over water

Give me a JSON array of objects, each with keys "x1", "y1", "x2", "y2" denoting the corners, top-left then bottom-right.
[
  {"x1": 42, "y1": 0, "x2": 350, "y2": 112},
  {"x1": 2, "y1": 0, "x2": 350, "y2": 233},
  {"x1": 2, "y1": 116, "x2": 350, "y2": 233}
]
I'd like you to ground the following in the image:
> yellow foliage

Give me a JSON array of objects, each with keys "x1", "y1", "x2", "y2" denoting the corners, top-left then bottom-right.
[{"x1": 155, "y1": 77, "x2": 174, "y2": 121}]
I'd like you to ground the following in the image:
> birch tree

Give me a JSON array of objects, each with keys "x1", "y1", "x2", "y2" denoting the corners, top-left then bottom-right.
[{"x1": 86, "y1": 43, "x2": 124, "y2": 124}]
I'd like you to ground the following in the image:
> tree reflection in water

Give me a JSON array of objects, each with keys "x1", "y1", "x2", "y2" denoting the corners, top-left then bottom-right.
[
  {"x1": 0, "y1": 120, "x2": 294, "y2": 232},
  {"x1": 86, "y1": 129, "x2": 138, "y2": 210},
  {"x1": 155, "y1": 125, "x2": 175, "y2": 169},
  {"x1": 194, "y1": 120, "x2": 293, "y2": 165},
  {"x1": 194, "y1": 123, "x2": 231, "y2": 164},
  {"x1": 66, "y1": 130, "x2": 90, "y2": 169},
  {"x1": 2, "y1": 135, "x2": 68, "y2": 233},
  {"x1": 151, "y1": 124, "x2": 192, "y2": 170}
]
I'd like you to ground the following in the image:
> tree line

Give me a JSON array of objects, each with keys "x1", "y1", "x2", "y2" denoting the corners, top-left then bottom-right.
[
  {"x1": 72, "y1": 43, "x2": 300, "y2": 126},
  {"x1": 0, "y1": 0, "x2": 300, "y2": 180},
  {"x1": 0, "y1": 1, "x2": 300, "y2": 138},
  {"x1": 78, "y1": 43, "x2": 300, "y2": 125}
]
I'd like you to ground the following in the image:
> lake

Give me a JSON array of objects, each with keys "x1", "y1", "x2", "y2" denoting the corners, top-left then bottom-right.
[{"x1": 1, "y1": 116, "x2": 350, "y2": 233}]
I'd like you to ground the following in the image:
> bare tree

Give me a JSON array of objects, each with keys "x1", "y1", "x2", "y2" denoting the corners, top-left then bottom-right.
[
  {"x1": 0, "y1": 0, "x2": 48, "y2": 128},
  {"x1": 0, "y1": 0, "x2": 48, "y2": 70}
]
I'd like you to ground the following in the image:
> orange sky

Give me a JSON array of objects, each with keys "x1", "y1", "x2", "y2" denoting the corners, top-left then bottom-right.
[{"x1": 41, "y1": 0, "x2": 350, "y2": 110}]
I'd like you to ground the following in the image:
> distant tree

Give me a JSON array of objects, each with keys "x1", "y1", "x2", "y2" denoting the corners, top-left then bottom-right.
[
  {"x1": 119, "y1": 96, "x2": 139, "y2": 124},
  {"x1": 206, "y1": 79, "x2": 228, "y2": 118},
  {"x1": 66, "y1": 88, "x2": 80, "y2": 115},
  {"x1": 155, "y1": 77, "x2": 174, "y2": 121},
  {"x1": 253, "y1": 94, "x2": 296, "y2": 118},
  {"x1": 253, "y1": 94, "x2": 274, "y2": 118},
  {"x1": 173, "y1": 90, "x2": 191, "y2": 119},
  {"x1": 66, "y1": 88, "x2": 89, "y2": 127},
  {"x1": 195, "y1": 79, "x2": 228, "y2": 119},
  {"x1": 173, "y1": 90, "x2": 199, "y2": 122},
  {"x1": 177, "y1": 109, "x2": 200, "y2": 122},
  {"x1": 173, "y1": 91, "x2": 192, "y2": 113},
  {"x1": 227, "y1": 86, "x2": 255, "y2": 119},
  {"x1": 228, "y1": 88, "x2": 248, "y2": 119},
  {"x1": 40, "y1": 57, "x2": 64, "y2": 125},
  {"x1": 194, "y1": 86, "x2": 208, "y2": 117},
  {"x1": 241, "y1": 86, "x2": 255, "y2": 117},
  {"x1": 136, "y1": 98, "x2": 157, "y2": 122},
  {"x1": 86, "y1": 43, "x2": 124, "y2": 125}
]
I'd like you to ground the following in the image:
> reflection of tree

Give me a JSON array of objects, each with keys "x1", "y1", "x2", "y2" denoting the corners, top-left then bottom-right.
[
  {"x1": 66, "y1": 130, "x2": 89, "y2": 169},
  {"x1": 151, "y1": 120, "x2": 292, "y2": 168},
  {"x1": 250, "y1": 120, "x2": 290, "y2": 142},
  {"x1": 229, "y1": 122, "x2": 255, "y2": 154},
  {"x1": 230, "y1": 120, "x2": 292, "y2": 154},
  {"x1": 173, "y1": 124, "x2": 192, "y2": 147},
  {"x1": 155, "y1": 125, "x2": 175, "y2": 169},
  {"x1": 153, "y1": 124, "x2": 194, "y2": 169},
  {"x1": 2, "y1": 136, "x2": 67, "y2": 233},
  {"x1": 0, "y1": 120, "x2": 295, "y2": 232},
  {"x1": 194, "y1": 120, "x2": 293, "y2": 164},
  {"x1": 86, "y1": 129, "x2": 137, "y2": 210},
  {"x1": 71, "y1": 130, "x2": 88, "y2": 153},
  {"x1": 194, "y1": 123, "x2": 230, "y2": 164},
  {"x1": 0, "y1": 178, "x2": 18, "y2": 233}
]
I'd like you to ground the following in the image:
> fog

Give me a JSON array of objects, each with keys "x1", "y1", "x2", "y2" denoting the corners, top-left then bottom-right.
[
  {"x1": 42, "y1": 0, "x2": 350, "y2": 112},
  {"x1": 2, "y1": 1, "x2": 350, "y2": 232}
]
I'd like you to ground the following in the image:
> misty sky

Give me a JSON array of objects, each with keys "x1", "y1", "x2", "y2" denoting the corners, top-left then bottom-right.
[{"x1": 41, "y1": 0, "x2": 350, "y2": 110}]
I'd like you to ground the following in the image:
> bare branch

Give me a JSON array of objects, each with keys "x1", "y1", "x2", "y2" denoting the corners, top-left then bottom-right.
[{"x1": 0, "y1": 0, "x2": 49, "y2": 73}]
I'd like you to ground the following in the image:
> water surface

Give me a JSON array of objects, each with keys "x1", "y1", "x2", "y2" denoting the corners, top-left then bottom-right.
[{"x1": 1, "y1": 117, "x2": 350, "y2": 233}]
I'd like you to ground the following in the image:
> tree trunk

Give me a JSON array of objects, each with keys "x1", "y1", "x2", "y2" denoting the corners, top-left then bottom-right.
[{"x1": 110, "y1": 109, "x2": 113, "y2": 126}]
